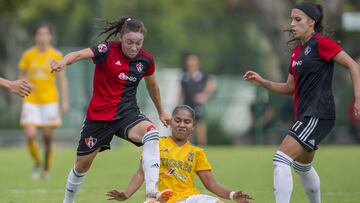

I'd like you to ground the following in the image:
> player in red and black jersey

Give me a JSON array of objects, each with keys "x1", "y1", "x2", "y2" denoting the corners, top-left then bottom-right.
[
  {"x1": 243, "y1": 3, "x2": 360, "y2": 203},
  {"x1": 51, "y1": 16, "x2": 172, "y2": 203}
]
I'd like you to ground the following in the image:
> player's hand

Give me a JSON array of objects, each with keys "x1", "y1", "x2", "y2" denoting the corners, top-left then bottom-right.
[
  {"x1": 106, "y1": 189, "x2": 129, "y2": 201},
  {"x1": 8, "y1": 79, "x2": 33, "y2": 97},
  {"x1": 159, "y1": 112, "x2": 171, "y2": 127},
  {"x1": 50, "y1": 60, "x2": 66, "y2": 73},
  {"x1": 194, "y1": 92, "x2": 208, "y2": 104},
  {"x1": 243, "y1": 70, "x2": 266, "y2": 87},
  {"x1": 233, "y1": 191, "x2": 254, "y2": 203},
  {"x1": 353, "y1": 100, "x2": 360, "y2": 119}
]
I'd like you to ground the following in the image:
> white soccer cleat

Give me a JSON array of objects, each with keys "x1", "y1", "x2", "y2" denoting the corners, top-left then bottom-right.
[{"x1": 31, "y1": 164, "x2": 41, "y2": 180}]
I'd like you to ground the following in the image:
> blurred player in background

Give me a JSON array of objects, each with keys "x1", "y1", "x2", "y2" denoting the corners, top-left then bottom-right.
[
  {"x1": 0, "y1": 77, "x2": 32, "y2": 97},
  {"x1": 179, "y1": 53, "x2": 217, "y2": 145},
  {"x1": 243, "y1": 2, "x2": 360, "y2": 203},
  {"x1": 51, "y1": 16, "x2": 171, "y2": 203},
  {"x1": 106, "y1": 105, "x2": 253, "y2": 203},
  {"x1": 18, "y1": 23, "x2": 68, "y2": 179}
]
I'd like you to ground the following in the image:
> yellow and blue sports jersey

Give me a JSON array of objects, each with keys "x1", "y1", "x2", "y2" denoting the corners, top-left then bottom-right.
[
  {"x1": 18, "y1": 46, "x2": 63, "y2": 104},
  {"x1": 158, "y1": 136, "x2": 212, "y2": 203}
]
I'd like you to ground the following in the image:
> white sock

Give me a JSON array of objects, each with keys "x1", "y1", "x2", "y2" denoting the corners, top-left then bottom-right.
[
  {"x1": 63, "y1": 167, "x2": 86, "y2": 203},
  {"x1": 293, "y1": 161, "x2": 321, "y2": 203},
  {"x1": 273, "y1": 150, "x2": 294, "y2": 203},
  {"x1": 142, "y1": 129, "x2": 160, "y2": 196}
]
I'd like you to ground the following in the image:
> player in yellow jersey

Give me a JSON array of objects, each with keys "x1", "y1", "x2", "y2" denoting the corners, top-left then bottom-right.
[
  {"x1": 106, "y1": 105, "x2": 253, "y2": 203},
  {"x1": 18, "y1": 23, "x2": 68, "y2": 179}
]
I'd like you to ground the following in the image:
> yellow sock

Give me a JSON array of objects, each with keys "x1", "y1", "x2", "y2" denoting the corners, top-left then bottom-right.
[{"x1": 27, "y1": 140, "x2": 41, "y2": 164}]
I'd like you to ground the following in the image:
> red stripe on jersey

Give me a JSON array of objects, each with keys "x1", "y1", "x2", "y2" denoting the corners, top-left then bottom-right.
[{"x1": 291, "y1": 45, "x2": 302, "y2": 121}]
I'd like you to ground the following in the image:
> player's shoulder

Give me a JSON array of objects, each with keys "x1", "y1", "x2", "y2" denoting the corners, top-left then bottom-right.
[
  {"x1": 22, "y1": 47, "x2": 37, "y2": 56},
  {"x1": 188, "y1": 142, "x2": 205, "y2": 153},
  {"x1": 107, "y1": 41, "x2": 121, "y2": 48},
  {"x1": 313, "y1": 33, "x2": 337, "y2": 44}
]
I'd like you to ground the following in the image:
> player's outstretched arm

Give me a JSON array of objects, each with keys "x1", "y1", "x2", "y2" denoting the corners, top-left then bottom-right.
[
  {"x1": 144, "y1": 75, "x2": 171, "y2": 127},
  {"x1": 243, "y1": 70, "x2": 295, "y2": 96},
  {"x1": 106, "y1": 162, "x2": 144, "y2": 201},
  {"x1": 333, "y1": 51, "x2": 360, "y2": 119},
  {"x1": 0, "y1": 77, "x2": 32, "y2": 97},
  {"x1": 197, "y1": 170, "x2": 253, "y2": 203},
  {"x1": 50, "y1": 48, "x2": 94, "y2": 73}
]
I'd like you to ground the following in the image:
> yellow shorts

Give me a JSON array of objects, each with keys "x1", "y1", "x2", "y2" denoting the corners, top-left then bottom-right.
[{"x1": 20, "y1": 102, "x2": 61, "y2": 127}]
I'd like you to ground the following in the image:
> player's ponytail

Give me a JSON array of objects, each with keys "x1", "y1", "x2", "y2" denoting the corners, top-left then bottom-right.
[{"x1": 97, "y1": 16, "x2": 147, "y2": 42}]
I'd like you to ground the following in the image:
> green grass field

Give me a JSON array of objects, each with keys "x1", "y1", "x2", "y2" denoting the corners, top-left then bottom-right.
[{"x1": 0, "y1": 143, "x2": 359, "y2": 203}]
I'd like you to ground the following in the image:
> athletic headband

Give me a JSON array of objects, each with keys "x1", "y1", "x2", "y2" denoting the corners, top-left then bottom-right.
[
  {"x1": 172, "y1": 105, "x2": 196, "y2": 120},
  {"x1": 294, "y1": 3, "x2": 321, "y2": 22}
]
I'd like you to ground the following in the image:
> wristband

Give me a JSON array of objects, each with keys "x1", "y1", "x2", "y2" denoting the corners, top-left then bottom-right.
[{"x1": 229, "y1": 191, "x2": 236, "y2": 200}]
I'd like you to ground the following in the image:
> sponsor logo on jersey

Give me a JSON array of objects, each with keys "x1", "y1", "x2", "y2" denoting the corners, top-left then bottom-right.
[
  {"x1": 136, "y1": 62, "x2": 144, "y2": 72},
  {"x1": 292, "y1": 60, "x2": 302, "y2": 67},
  {"x1": 118, "y1": 72, "x2": 137, "y2": 82},
  {"x1": 115, "y1": 60, "x2": 121, "y2": 66},
  {"x1": 163, "y1": 149, "x2": 169, "y2": 153},
  {"x1": 188, "y1": 151, "x2": 194, "y2": 162},
  {"x1": 85, "y1": 136, "x2": 97, "y2": 148},
  {"x1": 304, "y1": 46, "x2": 311, "y2": 55},
  {"x1": 166, "y1": 168, "x2": 187, "y2": 181},
  {"x1": 97, "y1": 43, "x2": 108, "y2": 53}
]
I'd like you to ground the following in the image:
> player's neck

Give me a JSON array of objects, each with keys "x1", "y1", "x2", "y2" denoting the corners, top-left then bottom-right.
[
  {"x1": 37, "y1": 44, "x2": 50, "y2": 53},
  {"x1": 170, "y1": 136, "x2": 187, "y2": 146}
]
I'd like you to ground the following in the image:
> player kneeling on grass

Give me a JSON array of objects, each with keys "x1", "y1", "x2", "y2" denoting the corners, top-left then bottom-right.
[{"x1": 106, "y1": 105, "x2": 253, "y2": 203}]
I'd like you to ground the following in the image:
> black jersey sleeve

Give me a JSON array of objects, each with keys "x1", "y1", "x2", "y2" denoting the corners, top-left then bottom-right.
[{"x1": 90, "y1": 42, "x2": 110, "y2": 64}]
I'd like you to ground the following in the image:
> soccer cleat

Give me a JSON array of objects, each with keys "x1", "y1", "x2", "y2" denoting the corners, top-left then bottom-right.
[
  {"x1": 32, "y1": 163, "x2": 41, "y2": 180},
  {"x1": 156, "y1": 189, "x2": 173, "y2": 202},
  {"x1": 41, "y1": 171, "x2": 50, "y2": 179}
]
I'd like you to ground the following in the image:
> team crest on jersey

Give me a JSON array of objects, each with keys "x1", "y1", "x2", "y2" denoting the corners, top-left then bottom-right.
[
  {"x1": 85, "y1": 136, "x2": 97, "y2": 148},
  {"x1": 97, "y1": 43, "x2": 108, "y2": 53},
  {"x1": 188, "y1": 151, "x2": 194, "y2": 162},
  {"x1": 304, "y1": 46, "x2": 311, "y2": 55},
  {"x1": 136, "y1": 62, "x2": 144, "y2": 72}
]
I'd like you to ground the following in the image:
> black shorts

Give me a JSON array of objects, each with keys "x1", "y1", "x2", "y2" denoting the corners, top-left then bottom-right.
[
  {"x1": 288, "y1": 116, "x2": 335, "y2": 151},
  {"x1": 193, "y1": 105, "x2": 205, "y2": 121},
  {"x1": 77, "y1": 112, "x2": 151, "y2": 156}
]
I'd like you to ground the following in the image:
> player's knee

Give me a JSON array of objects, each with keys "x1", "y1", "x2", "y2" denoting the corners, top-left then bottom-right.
[{"x1": 142, "y1": 124, "x2": 159, "y2": 144}]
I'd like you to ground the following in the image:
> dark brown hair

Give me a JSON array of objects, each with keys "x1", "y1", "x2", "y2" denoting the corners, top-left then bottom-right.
[
  {"x1": 172, "y1": 105, "x2": 196, "y2": 121},
  {"x1": 97, "y1": 16, "x2": 146, "y2": 42}
]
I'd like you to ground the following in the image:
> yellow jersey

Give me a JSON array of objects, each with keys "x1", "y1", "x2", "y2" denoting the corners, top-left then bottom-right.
[
  {"x1": 158, "y1": 136, "x2": 212, "y2": 203},
  {"x1": 18, "y1": 46, "x2": 63, "y2": 104}
]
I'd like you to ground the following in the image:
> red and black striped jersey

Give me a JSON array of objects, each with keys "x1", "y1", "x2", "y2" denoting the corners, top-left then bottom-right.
[
  {"x1": 87, "y1": 41, "x2": 155, "y2": 120},
  {"x1": 289, "y1": 33, "x2": 342, "y2": 120}
]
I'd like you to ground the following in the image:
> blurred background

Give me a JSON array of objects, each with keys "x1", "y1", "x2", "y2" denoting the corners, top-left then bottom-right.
[{"x1": 1, "y1": 0, "x2": 360, "y2": 147}]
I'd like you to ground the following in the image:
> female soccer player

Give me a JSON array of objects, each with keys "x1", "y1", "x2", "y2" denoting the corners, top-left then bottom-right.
[
  {"x1": 0, "y1": 77, "x2": 32, "y2": 97},
  {"x1": 106, "y1": 105, "x2": 253, "y2": 203},
  {"x1": 243, "y1": 2, "x2": 360, "y2": 203},
  {"x1": 51, "y1": 16, "x2": 171, "y2": 203},
  {"x1": 18, "y1": 23, "x2": 68, "y2": 179}
]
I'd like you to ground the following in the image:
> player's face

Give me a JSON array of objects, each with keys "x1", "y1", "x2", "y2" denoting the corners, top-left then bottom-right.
[
  {"x1": 185, "y1": 55, "x2": 200, "y2": 73},
  {"x1": 171, "y1": 109, "x2": 194, "y2": 142},
  {"x1": 35, "y1": 26, "x2": 52, "y2": 46},
  {"x1": 120, "y1": 32, "x2": 144, "y2": 59},
  {"x1": 290, "y1": 9, "x2": 315, "y2": 40}
]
